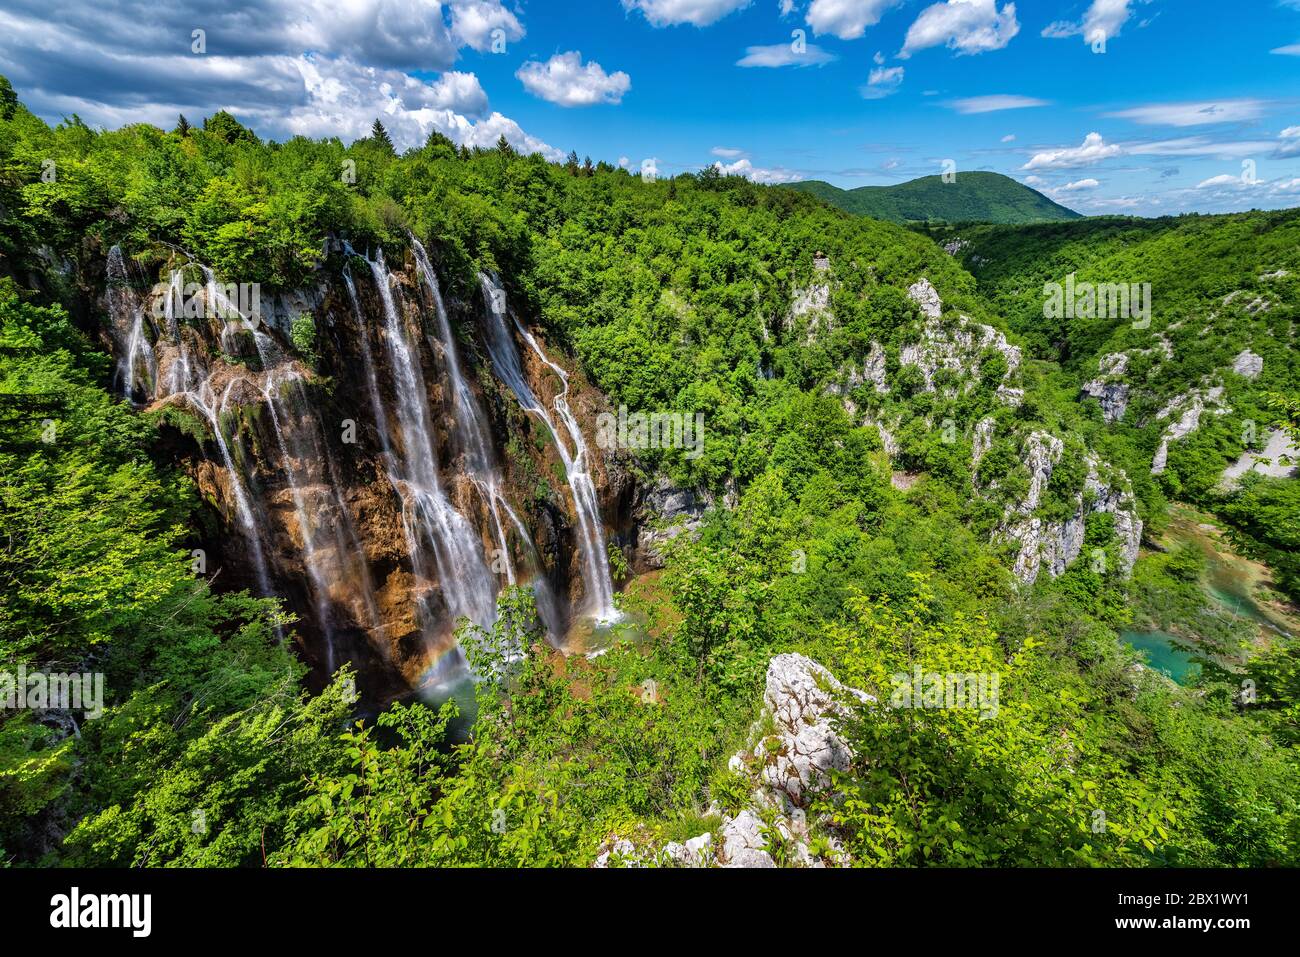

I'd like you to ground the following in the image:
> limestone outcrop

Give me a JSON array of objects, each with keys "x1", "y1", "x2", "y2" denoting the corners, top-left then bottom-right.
[{"x1": 594, "y1": 653, "x2": 870, "y2": 868}]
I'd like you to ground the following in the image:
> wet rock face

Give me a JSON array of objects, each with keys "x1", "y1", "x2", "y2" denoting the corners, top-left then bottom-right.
[{"x1": 634, "y1": 477, "x2": 717, "y2": 570}]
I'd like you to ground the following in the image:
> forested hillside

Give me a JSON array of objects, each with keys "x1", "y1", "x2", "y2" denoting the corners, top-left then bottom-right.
[
  {"x1": 2, "y1": 80, "x2": 1298, "y2": 868},
  {"x1": 933, "y1": 214, "x2": 1300, "y2": 597},
  {"x1": 788, "y1": 172, "x2": 1082, "y2": 225}
]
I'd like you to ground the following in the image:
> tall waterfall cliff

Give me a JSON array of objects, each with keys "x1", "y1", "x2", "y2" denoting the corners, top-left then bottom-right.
[{"x1": 100, "y1": 238, "x2": 633, "y2": 700}]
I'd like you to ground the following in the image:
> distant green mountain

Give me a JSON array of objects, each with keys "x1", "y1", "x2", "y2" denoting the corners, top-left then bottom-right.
[{"x1": 786, "y1": 171, "x2": 1082, "y2": 225}]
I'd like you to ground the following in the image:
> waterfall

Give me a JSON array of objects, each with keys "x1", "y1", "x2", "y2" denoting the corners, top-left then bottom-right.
[
  {"x1": 161, "y1": 270, "x2": 194, "y2": 397},
  {"x1": 365, "y1": 249, "x2": 498, "y2": 636},
  {"x1": 106, "y1": 246, "x2": 157, "y2": 403},
  {"x1": 409, "y1": 236, "x2": 519, "y2": 587},
  {"x1": 478, "y1": 272, "x2": 618, "y2": 622},
  {"x1": 259, "y1": 366, "x2": 338, "y2": 668},
  {"x1": 409, "y1": 236, "x2": 493, "y2": 474},
  {"x1": 341, "y1": 267, "x2": 394, "y2": 462},
  {"x1": 182, "y1": 377, "x2": 275, "y2": 601}
]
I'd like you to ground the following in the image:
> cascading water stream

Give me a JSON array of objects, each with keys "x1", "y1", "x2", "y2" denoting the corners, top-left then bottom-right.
[
  {"x1": 103, "y1": 251, "x2": 272, "y2": 599},
  {"x1": 161, "y1": 269, "x2": 194, "y2": 397},
  {"x1": 259, "y1": 366, "x2": 338, "y2": 668},
  {"x1": 365, "y1": 249, "x2": 498, "y2": 636},
  {"x1": 107, "y1": 245, "x2": 157, "y2": 403},
  {"x1": 477, "y1": 272, "x2": 618, "y2": 622},
  {"x1": 341, "y1": 265, "x2": 394, "y2": 462},
  {"x1": 409, "y1": 237, "x2": 519, "y2": 586},
  {"x1": 184, "y1": 378, "x2": 276, "y2": 600}
]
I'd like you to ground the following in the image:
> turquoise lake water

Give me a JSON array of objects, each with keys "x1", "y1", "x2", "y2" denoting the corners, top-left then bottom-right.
[{"x1": 1120, "y1": 628, "x2": 1202, "y2": 684}]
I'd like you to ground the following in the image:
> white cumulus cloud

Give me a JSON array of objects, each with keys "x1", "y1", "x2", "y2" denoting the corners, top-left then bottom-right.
[
  {"x1": 900, "y1": 0, "x2": 1020, "y2": 58},
  {"x1": 0, "y1": 0, "x2": 564, "y2": 158},
  {"x1": 622, "y1": 0, "x2": 752, "y2": 27},
  {"x1": 806, "y1": 0, "x2": 903, "y2": 40},
  {"x1": 449, "y1": 0, "x2": 525, "y2": 51},
  {"x1": 713, "y1": 157, "x2": 803, "y2": 184},
  {"x1": 861, "y1": 65, "x2": 904, "y2": 99},
  {"x1": 1022, "y1": 132, "x2": 1122, "y2": 170},
  {"x1": 516, "y1": 52, "x2": 630, "y2": 107},
  {"x1": 1043, "y1": 0, "x2": 1136, "y2": 45}
]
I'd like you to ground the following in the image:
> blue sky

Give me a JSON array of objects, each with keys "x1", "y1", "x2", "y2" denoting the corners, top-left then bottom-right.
[{"x1": 3, "y1": 1, "x2": 1300, "y2": 214}]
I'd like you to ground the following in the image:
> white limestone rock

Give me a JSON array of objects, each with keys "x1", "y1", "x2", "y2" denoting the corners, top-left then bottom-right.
[
  {"x1": 789, "y1": 254, "x2": 834, "y2": 343},
  {"x1": 662, "y1": 832, "x2": 714, "y2": 867},
  {"x1": 719, "y1": 810, "x2": 775, "y2": 868},
  {"x1": 864, "y1": 341, "x2": 889, "y2": 393},
  {"x1": 757, "y1": 653, "x2": 871, "y2": 808},
  {"x1": 1232, "y1": 348, "x2": 1263, "y2": 379},
  {"x1": 972, "y1": 416, "x2": 996, "y2": 467},
  {"x1": 1000, "y1": 438, "x2": 1142, "y2": 584},
  {"x1": 898, "y1": 316, "x2": 1022, "y2": 398},
  {"x1": 593, "y1": 838, "x2": 641, "y2": 868},
  {"x1": 907, "y1": 277, "x2": 943, "y2": 319},
  {"x1": 1221, "y1": 428, "x2": 1300, "y2": 487},
  {"x1": 1151, "y1": 387, "x2": 1229, "y2": 475}
]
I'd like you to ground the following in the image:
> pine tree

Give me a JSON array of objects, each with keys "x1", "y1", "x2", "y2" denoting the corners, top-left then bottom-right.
[
  {"x1": 565, "y1": 150, "x2": 580, "y2": 175},
  {"x1": 175, "y1": 114, "x2": 190, "y2": 137},
  {"x1": 0, "y1": 75, "x2": 18, "y2": 121},
  {"x1": 496, "y1": 134, "x2": 516, "y2": 157},
  {"x1": 371, "y1": 119, "x2": 395, "y2": 153}
]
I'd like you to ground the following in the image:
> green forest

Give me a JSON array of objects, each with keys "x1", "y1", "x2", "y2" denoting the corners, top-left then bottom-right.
[
  {"x1": 787, "y1": 171, "x2": 1083, "y2": 225},
  {"x1": 2, "y1": 78, "x2": 1300, "y2": 869}
]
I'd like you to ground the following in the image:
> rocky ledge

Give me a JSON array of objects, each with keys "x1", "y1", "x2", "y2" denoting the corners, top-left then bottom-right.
[{"x1": 594, "y1": 653, "x2": 872, "y2": 868}]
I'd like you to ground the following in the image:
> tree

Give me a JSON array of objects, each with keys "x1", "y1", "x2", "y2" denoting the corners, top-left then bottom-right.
[
  {"x1": 0, "y1": 74, "x2": 17, "y2": 121},
  {"x1": 202, "y1": 110, "x2": 257, "y2": 144},
  {"x1": 175, "y1": 114, "x2": 190, "y2": 137},
  {"x1": 371, "y1": 119, "x2": 395, "y2": 154},
  {"x1": 424, "y1": 129, "x2": 458, "y2": 159}
]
